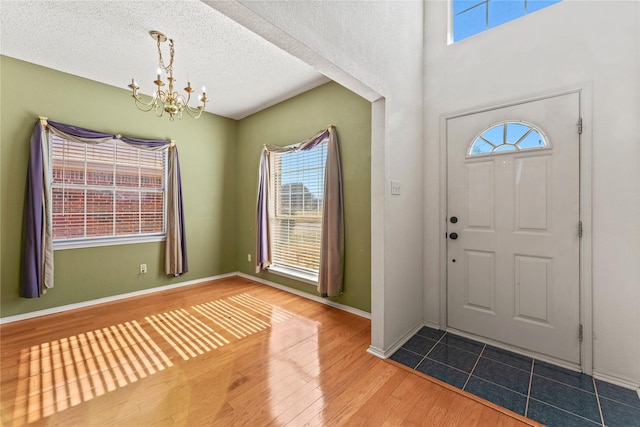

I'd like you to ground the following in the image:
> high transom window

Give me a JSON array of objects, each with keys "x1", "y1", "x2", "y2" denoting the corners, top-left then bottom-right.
[
  {"x1": 468, "y1": 121, "x2": 548, "y2": 157},
  {"x1": 452, "y1": 0, "x2": 562, "y2": 43},
  {"x1": 51, "y1": 135, "x2": 167, "y2": 246},
  {"x1": 269, "y1": 141, "x2": 327, "y2": 276}
]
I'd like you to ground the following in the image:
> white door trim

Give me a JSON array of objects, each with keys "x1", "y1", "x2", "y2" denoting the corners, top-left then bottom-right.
[{"x1": 437, "y1": 84, "x2": 593, "y2": 374}]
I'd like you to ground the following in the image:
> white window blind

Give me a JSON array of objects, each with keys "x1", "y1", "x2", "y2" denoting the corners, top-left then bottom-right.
[
  {"x1": 51, "y1": 135, "x2": 166, "y2": 245},
  {"x1": 269, "y1": 141, "x2": 328, "y2": 275}
]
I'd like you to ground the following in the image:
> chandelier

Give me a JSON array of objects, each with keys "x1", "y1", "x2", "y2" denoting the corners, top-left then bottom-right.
[{"x1": 128, "y1": 31, "x2": 207, "y2": 120}]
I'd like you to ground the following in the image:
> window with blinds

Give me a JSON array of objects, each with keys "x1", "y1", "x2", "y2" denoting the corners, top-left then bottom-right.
[
  {"x1": 51, "y1": 135, "x2": 167, "y2": 247},
  {"x1": 269, "y1": 141, "x2": 328, "y2": 276}
]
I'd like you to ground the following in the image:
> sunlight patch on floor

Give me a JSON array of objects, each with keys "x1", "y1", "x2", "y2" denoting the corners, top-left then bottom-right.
[
  {"x1": 10, "y1": 294, "x2": 292, "y2": 424},
  {"x1": 13, "y1": 320, "x2": 172, "y2": 424},
  {"x1": 228, "y1": 293, "x2": 293, "y2": 323}
]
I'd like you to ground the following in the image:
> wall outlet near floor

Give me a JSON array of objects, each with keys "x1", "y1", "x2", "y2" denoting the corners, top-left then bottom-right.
[
  {"x1": 247, "y1": 253, "x2": 252, "y2": 262},
  {"x1": 140, "y1": 264, "x2": 147, "y2": 274}
]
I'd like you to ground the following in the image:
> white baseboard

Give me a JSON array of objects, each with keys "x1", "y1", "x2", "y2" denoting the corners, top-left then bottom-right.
[
  {"x1": 368, "y1": 321, "x2": 425, "y2": 359},
  {"x1": 237, "y1": 272, "x2": 371, "y2": 320},
  {"x1": 592, "y1": 370, "x2": 640, "y2": 392},
  {"x1": 2, "y1": 272, "x2": 371, "y2": 325},
  {"x1": 0, "y1": 273, "x2": 236, "y2": 324},
  {"x1": 441, "y1": 327, "x2": 640, "y2": 392},
  {"x1": 446, "y1": 327, "x2": 584, "y2": 373},
  {"x1": 366, "y1": 345, "x2": 387, "y2": 359}
]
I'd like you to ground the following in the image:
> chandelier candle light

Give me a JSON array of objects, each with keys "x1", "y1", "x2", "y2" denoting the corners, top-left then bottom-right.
[{"x1": 128, "y1": 30, "x2": 207, "y2": 120}]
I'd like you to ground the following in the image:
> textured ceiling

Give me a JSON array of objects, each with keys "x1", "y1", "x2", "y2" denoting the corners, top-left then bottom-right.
[{"x1": 0, "y1": 0, "x2": 330, "y2": 119}]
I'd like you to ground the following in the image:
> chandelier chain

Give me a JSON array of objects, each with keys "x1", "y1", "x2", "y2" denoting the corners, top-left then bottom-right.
[{"x1": 156, "y1": 38, "x2": 174, "y2": 75}]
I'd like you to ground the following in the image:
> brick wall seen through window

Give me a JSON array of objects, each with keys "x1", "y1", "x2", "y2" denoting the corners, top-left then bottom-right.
[{"x1": 51, "y1": 135, "x2": 166, "y2": 243}]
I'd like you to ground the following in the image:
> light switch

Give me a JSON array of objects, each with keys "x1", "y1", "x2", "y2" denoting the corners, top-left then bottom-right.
[{"x1": 391, "y1": 180, "x2": 401, "y2": 195}]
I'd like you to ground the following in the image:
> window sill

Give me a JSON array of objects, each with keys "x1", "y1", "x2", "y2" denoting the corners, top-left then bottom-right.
[
  {"x1": 53, "y1": 235, "x2": 165, "y2": 251},
  {"x1": 267, "y1": 265, "x2": 318, "y2": 286}
]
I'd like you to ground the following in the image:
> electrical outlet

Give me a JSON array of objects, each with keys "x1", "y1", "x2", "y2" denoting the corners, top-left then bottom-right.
[
  {"x1": 247, "y1": 253, "x2": 252, "y2": 262},
  {"x1": 140, "y1": 264, "x2": 147, "y2": 274},
  {"x1": 391, "y1": 180, "x2": 401, "y2": 195}
]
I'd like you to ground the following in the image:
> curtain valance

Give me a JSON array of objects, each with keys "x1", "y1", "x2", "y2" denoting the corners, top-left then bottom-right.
[
  {"x1": 256, "y1": 126, "x2": 344, "y2": 297},
  {"x1": 20, "y1": 118, "x2": 188, "y2": 298}
]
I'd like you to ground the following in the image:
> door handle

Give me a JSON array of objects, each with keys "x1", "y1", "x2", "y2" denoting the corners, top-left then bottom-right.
[{"x1": 449, "y1": 232, "x2": 458, "y2": 240}]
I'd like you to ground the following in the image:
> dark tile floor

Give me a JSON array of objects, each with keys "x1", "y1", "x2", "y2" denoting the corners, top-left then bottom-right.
[{"x1": 390, "y1": 327, "x2": 640, "y2": 427}]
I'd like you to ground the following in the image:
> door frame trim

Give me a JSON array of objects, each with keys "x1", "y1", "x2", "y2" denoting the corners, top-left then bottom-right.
[{"x1": 438, "y1": 84, "x2": 593, "y2": 374}]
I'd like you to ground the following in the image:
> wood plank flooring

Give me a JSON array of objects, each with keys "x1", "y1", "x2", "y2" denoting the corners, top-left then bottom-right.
[{"x1": 0, "y1": 277, "x2": 542, "y2": 426}]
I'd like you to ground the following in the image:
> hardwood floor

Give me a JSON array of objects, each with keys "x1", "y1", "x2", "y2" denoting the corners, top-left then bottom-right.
[{"x1": 0, "y1": 277, "x2": 542, "y2": 426}]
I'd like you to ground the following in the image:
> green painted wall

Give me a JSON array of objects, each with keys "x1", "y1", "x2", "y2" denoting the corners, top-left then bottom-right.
[
  {"x1": 237, "y1": 82, "x2": 371, "y2": 312},
  {"x1": 0, "y1": 56, "x2": 237, "y2": 317},
  {"x1": 1, "y1": 57, "x2": 371, "y2": 318}
]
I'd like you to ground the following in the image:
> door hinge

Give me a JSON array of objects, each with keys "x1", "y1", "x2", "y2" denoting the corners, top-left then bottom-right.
[
  {"x1": 578, "y1": 220, "x2": 583, "y2": 238},
  {"x1": 577, "y1": 118, "x2": 583, "y2": 135},
  {"x1": 579, "y1": 324, "x2": 583, "y2": 342}
]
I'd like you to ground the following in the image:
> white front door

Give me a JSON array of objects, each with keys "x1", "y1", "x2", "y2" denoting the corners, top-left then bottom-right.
[{"x1": 447, "y1": 93, "x2": 581, "y2": 364}]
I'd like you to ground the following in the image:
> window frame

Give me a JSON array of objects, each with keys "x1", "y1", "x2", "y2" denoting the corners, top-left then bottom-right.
[
  {"x1": 467, "y1": 120, "x2": 551, "y2": 158},
  {"x1": 266, "y1": 139, "x2": 329, "y2": 284},
  {"x1": 50, "y1": 135, "x2": 168, "y2": 250},
  {"x1": 449, "y1": 0, "x2": 562, "y2": 44}
]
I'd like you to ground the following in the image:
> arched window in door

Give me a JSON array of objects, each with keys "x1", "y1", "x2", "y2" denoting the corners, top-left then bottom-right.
[{"x1": 468, "y1": 121, "x2": 549, "y2": 157}]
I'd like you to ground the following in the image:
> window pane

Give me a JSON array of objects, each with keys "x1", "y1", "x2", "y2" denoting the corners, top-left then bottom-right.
[
  {"x1": 65, "y1": 189, "x2": 85, "y2": 214},
  {"x1": 58, "y1": 140, "x2": 86, "y2": 184},
  {"x1": 141, "y1": 192, "x2": 163, "y2": 213},
  {"x1": 115, "y1": 143, "x2": 139, "y2": 165},
  {"x1": 63, "y1": 166, "x2": 85, "y2": 185},
  {"x1": 470, "y1": 138, "x2": 495, "y2": 155},
  {"x1": 86, "y1": 144, "x2": 114, "y2": 186},
  {"x1": 53, "y1": 214, "x2": 84, "y2": 239},
  {"x1": 494, "y1": 144, "x2": 517, "y2": 152},
  {"x1": 86, "y1": 143, "x2": 114, "y2": 160},
  {"x1": 52, "y1": 137, "x2": 83, "y2": 185},
  {"x1": 269, "y1": 140, "x2": 327, "y2": 274},
  {"x1": 51, "y1": 162, "x2": 64, "y2": 184},
  {"x1": 86, "y1": 214, "x2": 113, "y2": 237},
  {"x1": 506, "y1": 123, "x2": 530, "y2": 144},
  {"x1": 454, "y1": 3, "x2": 486, "y2": 42},
  {"x1": 141, "y1": 213, "x2": 163, "y2": 234},
  {"x1": 488, "y1": 0, "x2": 525, "y2": 29},
  {"x1": 87, "y1": 190, "x2": 113, "y2": 214},
  {"x1": 469, "y1": 121, "x2": 548, "y2": 156},
  {"x1": 52, "y1": 188, "x2": 64, "y2": 214},
  {"x1": 51, "y1": 134, "x2": 167, "y2": 244},
  {"x1": 526, "y1": 0, "x2": 561, "y2": 14},
  {"x1": 62, "y1": 140, "x2": 85, "y2": 161},
  {"x1": 453, "y1": 0, "x2": 561, "y2": 43},
  {"x1": 116, "y1": 191, "x2": 139, "y2": 214},
  {"x1": 116, "y1": 214, "x2": 140, "y2": 235},
  {"x1": 86, "y1": 161, "x2": 114, "y2": 186},
  {"x1": 140, "y1": 150, "x2": 164, "y2": 189},
  {"x1": 517, "y1": 130, "x2": 546, "y2": 149},
  {"x1": 116, "y1": 163, "x2": 139, "y2": 187},
  {"x1": 481, "y1": 125, "x2": 504, "y2": 145},
  {"x1": 454, "y1": 0, "x2": 486, "y2": 15}
]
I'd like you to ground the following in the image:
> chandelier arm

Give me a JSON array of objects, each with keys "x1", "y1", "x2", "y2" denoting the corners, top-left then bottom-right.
[
  {"x1": 184, "y1": 106, "x2": 204, "y2": 119},
  {"x1": 132, "y1": 94, "x2": 159, "y2": 112},
  {"x1": 154, "y1": 102, "x2": 165, "y2": 118}
]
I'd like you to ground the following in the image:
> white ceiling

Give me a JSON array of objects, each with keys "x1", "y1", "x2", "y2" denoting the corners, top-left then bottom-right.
[{"x1": 0, "y1": 0, "x2": 330, "y2": 120}]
